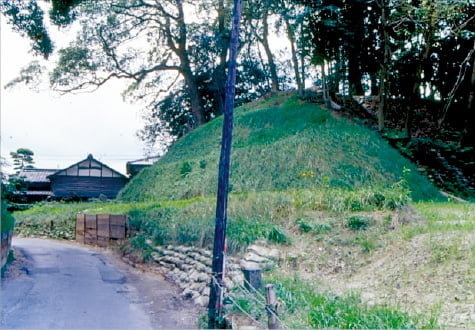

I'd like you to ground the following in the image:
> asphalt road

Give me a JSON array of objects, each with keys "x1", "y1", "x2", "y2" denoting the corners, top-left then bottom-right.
[{"x1": 1, "y1": 238, "x2": 200, "y2": 329}]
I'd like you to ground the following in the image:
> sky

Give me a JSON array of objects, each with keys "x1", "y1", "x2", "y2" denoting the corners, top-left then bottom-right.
[{"x1": 1, "y1": 14, "x2": 147, "y2": 176}]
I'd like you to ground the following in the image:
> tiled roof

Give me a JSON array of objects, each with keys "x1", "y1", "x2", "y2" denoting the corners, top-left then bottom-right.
[
  {"x1": 18, "y1": 168, "x2": 58, "y2": 183},
  {"x1": 14, "y1": 190, "x2": 54, "y2": 196},
  {"x1": 127, "y1": 156, "x2": 160, "y2": 166}
]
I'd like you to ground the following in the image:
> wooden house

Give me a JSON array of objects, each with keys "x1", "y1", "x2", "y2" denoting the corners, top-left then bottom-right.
[
  {"x1": 15, "y1": 168, "x2": 56, "y2": 202},
  {"x1": 48, "y1": 154, "x2": 129, "y2": 200}
]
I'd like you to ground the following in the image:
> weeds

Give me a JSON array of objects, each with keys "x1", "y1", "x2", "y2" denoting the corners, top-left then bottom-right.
[{"x1": 249, "y1": 273, "x2": 440, "y2": 329}]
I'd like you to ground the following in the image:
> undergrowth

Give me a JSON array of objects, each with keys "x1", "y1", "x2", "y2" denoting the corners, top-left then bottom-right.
[{"x1": 229, "y1": 273, "x2": 439, "y2": 329}]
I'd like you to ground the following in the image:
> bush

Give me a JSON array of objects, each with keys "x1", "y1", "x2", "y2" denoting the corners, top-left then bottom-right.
[{"x1": 347, "y1": 216, "x2": 371, "y2": 231}]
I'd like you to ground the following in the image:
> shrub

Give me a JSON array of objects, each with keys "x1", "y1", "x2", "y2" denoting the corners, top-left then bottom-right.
[
  {"x1": 180, "y1": 161, "x2": 193, "y2": 177},
  {"x1": 347, "y1": 216, "x2": 371, "y2": 231}
]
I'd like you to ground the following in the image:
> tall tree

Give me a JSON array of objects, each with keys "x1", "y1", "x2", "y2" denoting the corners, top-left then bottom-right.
[
  {"x1": 243, "y1": 0, "x2": 280, "y2": 92},
  {"x1": 276, "y1": 0, "x2": 307, "y2": 96},
  {"x1": 377, "y1": 0, "x2": 391, "y2": 131},
  {"x1": 49, "y1": 0, "x2": 212, "y2": 128}
]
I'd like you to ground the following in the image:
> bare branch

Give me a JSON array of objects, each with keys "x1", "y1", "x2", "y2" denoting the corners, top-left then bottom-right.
[{"x1": 438, "y1": 40, "x2": 475, "y2": 127}]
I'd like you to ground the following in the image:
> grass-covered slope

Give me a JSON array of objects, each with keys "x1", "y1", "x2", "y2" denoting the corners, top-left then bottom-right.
[{"x1": 120, "y1": 94, "x2": 440, "y2": 202}]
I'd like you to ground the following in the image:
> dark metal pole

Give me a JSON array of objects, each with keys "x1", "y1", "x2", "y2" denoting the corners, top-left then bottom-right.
[{"x1": 208, "y1": 0, "x2": 242, "y2": 328}]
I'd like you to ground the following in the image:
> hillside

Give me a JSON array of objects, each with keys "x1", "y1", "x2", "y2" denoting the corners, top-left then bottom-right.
[{"x1": 120, "y1": 93, "x2": 440, "y2": 202}]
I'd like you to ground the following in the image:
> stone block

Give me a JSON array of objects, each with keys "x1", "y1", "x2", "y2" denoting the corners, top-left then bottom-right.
[
  {"x1": 247, "y1": 244, "x2": 280, "y2": 260},
  {"x1": 194, "y1": 295, "x2": 209, "y2": 307},
  {"x1": 240, "y1": 260, "x2": 262, "y2": 271}
]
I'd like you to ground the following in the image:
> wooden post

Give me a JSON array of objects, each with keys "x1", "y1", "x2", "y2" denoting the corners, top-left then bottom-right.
[
  {"x1": 208, "y1": 0, "x2": 242, "y2": 328},
  {"x1": 242, "y1": 268, "x2": 262, "y2": 291},
  {"x1": 265, "y1": 284, "x2": 280, "y2": 330}
]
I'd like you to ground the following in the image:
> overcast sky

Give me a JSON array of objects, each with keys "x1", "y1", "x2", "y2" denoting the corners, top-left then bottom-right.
[{"x1": 1, "y1": 15, "x2": 147, "y2": 176}]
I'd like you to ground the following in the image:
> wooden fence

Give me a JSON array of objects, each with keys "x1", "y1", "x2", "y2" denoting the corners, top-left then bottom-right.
[{"x1": 76, "y1": 214, "x2": 127, "y2": 247}]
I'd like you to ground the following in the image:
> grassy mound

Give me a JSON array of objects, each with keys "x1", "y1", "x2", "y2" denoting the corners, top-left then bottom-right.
[{"x1": 120, "y1": 94, "x2": 440, "y2": 202}]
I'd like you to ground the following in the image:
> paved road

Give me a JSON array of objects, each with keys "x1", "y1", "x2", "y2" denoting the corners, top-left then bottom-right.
[{"x1": 1, "y1": 238, "x2": 199, "y2": 329}]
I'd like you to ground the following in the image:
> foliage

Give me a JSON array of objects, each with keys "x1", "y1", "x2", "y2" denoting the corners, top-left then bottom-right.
[
  {"x1": 1, "y1": 190, "x2": 15, "y2": 235},
  {"x1": 1, "y1": 0, "x2": 53, "y2": 58},
  {"x1": 4, "y1": 0, "x2": 474, "y2": 155}
]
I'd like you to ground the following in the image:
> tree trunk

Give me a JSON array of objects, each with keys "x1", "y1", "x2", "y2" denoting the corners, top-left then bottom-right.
[
  {"x1": 321, "y1": 63, "x2": 331, "y2": 109},
  {"x1": 378, "y1": 0, "x2": 390, "y2": 131},
  {"x1": 184, "y1": 71, "x2": 205, "y2": 127},
  {"x1": 378, "y1": 75, "x2": 387, "y2": 132},
  {"x1": 370, "y1": 73, "x2": 379, "y2": 96},
  {"x1": 176, "y1": 1, "x2": 205, "y2": 127},
  {"x1": 284, "y1": 16, "x2": 303, "y2": 96},
  {"x1": 208, "y1": 0, "x2": 242, "y2": 328},
  {"x1": 261, "y1": 6, "x2": 279, "y2": 92}
]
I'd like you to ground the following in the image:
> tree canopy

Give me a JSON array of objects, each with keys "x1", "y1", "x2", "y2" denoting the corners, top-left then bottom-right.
[{"x1": 2, "y1": 0, "x2": 474, "y2": 149}]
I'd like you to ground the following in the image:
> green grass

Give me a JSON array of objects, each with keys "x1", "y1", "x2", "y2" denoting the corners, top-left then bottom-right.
[
  {"x1": 413, "y1": 201, "x2": 475, "y2": 231},
  {"x1": 229, "y1": 273, "x2": 439, "y2": 329},
  {"x1": 119, "y1": 95, "x2": 441, "y2": 202}
]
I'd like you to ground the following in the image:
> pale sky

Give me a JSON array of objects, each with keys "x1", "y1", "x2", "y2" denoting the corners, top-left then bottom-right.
[{"x1": 1, "y1": 14, "x2": 147, "y2": 176}]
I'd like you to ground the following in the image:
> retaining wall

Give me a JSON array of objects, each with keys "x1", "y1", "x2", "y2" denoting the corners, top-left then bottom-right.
[
  {"x1": 1, "y1": 231, "x2": 13, "y2": 269},
  {"x1": 140, "y1": 244, "x2": 280, "y2": 307},
  {"x1": 76, "y1": 214, "x2": 127, "y2": 246}
]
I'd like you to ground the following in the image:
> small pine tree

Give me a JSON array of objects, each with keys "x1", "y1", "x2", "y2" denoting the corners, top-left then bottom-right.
[{"x1": 10, "y1": 148, "x2": 35, "y2": 171}]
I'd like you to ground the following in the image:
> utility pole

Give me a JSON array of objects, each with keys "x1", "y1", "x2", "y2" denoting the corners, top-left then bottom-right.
[{"x1": 207, "y1": 0, "x2": 242, "y2": 328}]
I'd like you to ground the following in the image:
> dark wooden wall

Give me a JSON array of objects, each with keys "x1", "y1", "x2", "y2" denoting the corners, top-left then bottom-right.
[{"x1": 50, "y1": 176, "x2": 129, "y2": 199}]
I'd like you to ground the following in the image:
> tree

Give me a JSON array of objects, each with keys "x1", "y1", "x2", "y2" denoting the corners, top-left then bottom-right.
[
  {"x1": 377, "y1": 0, "x2": 391, "y2": 131},
  {"x1": 274, "y1": 0, "x2": 307, "y2": 96},
  {"x1": 242, "y1": 0, "x2": 280, "y2": 92},
  {"x1": 10, "y1": 148, "x2": 35, "y2": 171},
  {"x1": 48, "y1": 0, "x2": 213, "y2": 129}
]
